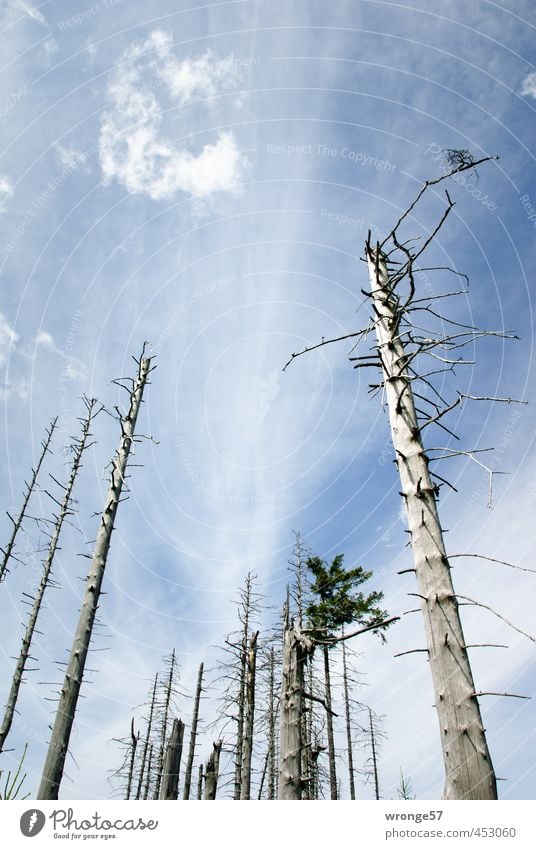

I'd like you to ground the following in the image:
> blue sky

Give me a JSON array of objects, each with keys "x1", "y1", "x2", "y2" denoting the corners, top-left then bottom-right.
[{"x1": 0, "y1": 0, "x2": 535, "y2": 800}]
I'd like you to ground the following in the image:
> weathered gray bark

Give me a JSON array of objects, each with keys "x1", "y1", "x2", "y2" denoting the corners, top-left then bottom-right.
[
  {"x1": 278, "y1": 608, "x2": 312, "y2": 799},
  {"x1": 0, "y1": 403, "x2": 95, "y2": 754},
  {"x1": 135, "y1": 673, "x2": 158, "y2": 800},
  {"x1": 267, "y1": 646, "x2": 277, "y2": 800},
  {"x1": 341, "y1": 640, "x2": 356, "y2": 800},
  {"x1": 233, "y1": 573, "x2": 255, "y2": 799},
  {"x1": 196, "y1": 764, "x2": 204, "y2": 799},
  {"x1": 37, "y1": 351, "x2": 152, "y2": 800},
  {"x1": 240, "y1": 631, "x2": 258, "y2": 799},
  {"x1": 154, "y1": 648, "x2": 176, "y2": 799},
  {"x1": 159, "y1": 718, "x2": 185, "y2": 800},
  {"x1": 204, "y1": 741, "x2": 222, "y2": 800},
  {"x1": 183, "y1": 662, "x2": 204, "y2": 800},
  {"x1": 322, "y1": 644, "x2": 337, "y2": 799},
  {"x1": 366, "y1": 245, "x2": 497, "y2": 800},
  {"x1": 369, "y1": 707, "x2": 380, "y2": 800},
  {"x1": 126, "y1": 719, "x2": 138, "y2": 800},
  {"x1": 143, "y1": 744, "x2": 153, "y2": 800},
  {"x1": 0, "y1": 417, "x2": 57, "y2": 583}
]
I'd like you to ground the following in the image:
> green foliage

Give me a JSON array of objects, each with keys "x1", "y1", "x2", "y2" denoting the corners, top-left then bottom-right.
[{"x1": 305, "y1": 554, "x2": 389, "y2": 641}]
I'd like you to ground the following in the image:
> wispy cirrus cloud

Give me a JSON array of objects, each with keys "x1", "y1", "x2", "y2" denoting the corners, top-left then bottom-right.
[{"x1": 99, "y1": 31, "x2": 247, "y2": 201}]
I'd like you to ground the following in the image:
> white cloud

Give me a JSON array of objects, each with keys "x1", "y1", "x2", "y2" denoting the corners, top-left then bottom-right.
[
  {"x1": 17, "y1": 0, "x2": 45, "y2": 25},
  {"x1": 0, "y1": 313, "x2": 18, "y2": 367},
  {"x1": 35, "y1": 329, "x2": 55, "y2": 348},
  {"x1": 99, "y1": 31, "x2": 247, "y2": 201},
  {"x1": 63, "y1": 357, "x2": 87, "y2": 381},
  {"x1": 55, "y1": 144, "x2": 91, "y2": 173},
  {"x1": 520, "y1": 71, "x2": 536, "y2": 99},
  {"x1": 0, "y1": 175, "x2": 14, "y2": 211},
  {"x1": 34, "y1": 329, "x2": 87, "y2": 380}
]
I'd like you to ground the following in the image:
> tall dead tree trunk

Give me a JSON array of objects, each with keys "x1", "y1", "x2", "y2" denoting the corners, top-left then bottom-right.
[
  {"x1": 135, "y1": 673, "x2": 158, "y2": 800},
  {"x1": 37, "y1": 349, "x2": 153, "y2": 800},
  {"x1": 196, "y1": 764, "x2": 204, "y2": 799},
  {"x1": 267, "y1": 646, "x2": 277, "y2": 800},
  {"x1": 183, "y1": 662, "x2": 204, "y2": 800},
  {"x1": 0, "y1": 417, "x2": 57, "y2": 583},
  {"x1": 204, "y1": 741, "x2": 222, "y2": 800},
  {"x1": 240, "y1": 630, "x2": 258, "y2": 799},
  {"x1": 233, "y1": 572, "x2": 256, "y2": 800},
  {"x1": 143, "y1": 744, "x2": 153, "y2": 800},
  {"x1": 341, "y1": 640, "x2": 356, "y2": 800},
  {"x1": 278, "y1": 606, "x2": 312, "y2": 800},
  {"x1": 154, "y1": 649, "x2": 177, "y2": 799},
  {"x1": 0, "y1": 401, "x2": 96, "y2": 754},
  {"x1": 369, "y1": 707, "x2": 380, "y2": 800},
  {"x1": 366, "y1": 244, "x2": 497, "y2": 800},
  {"x1": 322, "y1": 644, "x2": 337, "y2": 799},
  {"x1": 159, "y1": 718, "x2": 184, "y2": 800},
  {"x1": 126, "y1": 719, "x2": 139, "y2": 800}
]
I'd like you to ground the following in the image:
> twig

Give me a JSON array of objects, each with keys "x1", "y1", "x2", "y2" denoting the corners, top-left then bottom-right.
[
  {"x1": 454, "y1": 594, "x2": 535, "y2": 643},
  {"x1": 282, "y1": 327, "x2": 372, "y2": 371}
]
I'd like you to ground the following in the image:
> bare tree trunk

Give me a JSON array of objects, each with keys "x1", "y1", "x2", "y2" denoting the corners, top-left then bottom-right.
[
  {"x1": 366, "y1": 245, "x2": 497, "y2": 800},
  {"x1": 37, "y1": 350, "x2": 152, "y2": 800},
  {"x1": 233, "y1": 574, "x2": 254, "y2": 799},
  {"x1": 143, "y1": 744, "x2": 153, "y2": 800},
  {"x1": 322, "y1": 644, "x2": 337, "y2": 799},
  {"x1": 154, "y1": 649, "x2": 177, "y2": 799},
  {"x1": 159, "y1": 718, "x2": 185, "y2": 800},
  {"x1": 204, "y1": 741, "x2": 222, "y2": 800},
  {"x1": 183, "y1": 662, "x2": 204, "y2": 800},
  {"x1": 341, "y1": 640, "x2": 356, "y2": 800},
  {"x1": 267, "y1": 647, "x2": 277, "y2": 800},
  {"x1": 369, "y1": 707, "x2": 380, "y2": 800},
  {"x1": 240, "y1": 631, "x2": 258, "y2": 799},
  {"x1": 0, "y1": 417, "x2": 57, "y2": 583},
  {"x1": 135, "y1": 673, "x2": 158, "y2": 800},
  {"x1": 126, "y1": 719, "x2": 138, "y2": 800},
  {"x1": 278, "y1": 608, "x2": 312, "y2": 799},
  {"x1": 0, "y1": 402, "x2": 95, "y2": 754},
  {"x1": 196, "y1": 764, "x2": 204, "y2": 799}
]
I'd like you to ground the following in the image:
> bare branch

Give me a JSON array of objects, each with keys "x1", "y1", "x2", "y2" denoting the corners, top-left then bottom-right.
[{"x1": 454, "y1": 594, "x2": 536, "y2": 643}]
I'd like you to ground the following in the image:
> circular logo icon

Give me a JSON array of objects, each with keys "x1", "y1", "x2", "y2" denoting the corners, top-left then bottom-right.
[{"x1": 20, "y1": 810, "x2": 46, "y2": 837}]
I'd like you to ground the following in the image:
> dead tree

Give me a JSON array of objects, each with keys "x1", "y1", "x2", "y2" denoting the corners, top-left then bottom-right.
[
  {"x1": 266, "y1": 646, "x2": 278, "y2": 800},
  {"x1": 362, "y1": 163, "x2": 506, "y2": 799},
  {"x1": 182, "y1": 662, "x2": 204, "y2": 800},
  {"x1": 240, "y1": 631, "x2": 258, "y2": 799},
  {"x1": 153, "y1": 649, "x2": 179, "y2": 799},
  {"x1": 204, "y1": 741, "x2": 222, "y2": 800},
  {"x1": 284, "y1": 154, "x2": 521, "y2": 799},
  {"x1": 37, "y1": 348, "x2": 153, "y2": 799},
  {"x1": 196, "y1": 764, "x2": 204, "y2": 799},
  {"x1": 341, "y1": 640, "x2": 356, "y2": 799},
  {"x1": 278, "y1": 604, "x2": 313, "y2": 800},
  {"x1": 368, "y1": 707, "x2": 380, "y2": 800},
  {"x1": 212, "y1": 572, "x2": 262, "y2": 799},
  {"x1": 143, "y1": 745, "x2": 154, "y2": 800},
  {"x1": 126, "y1": 719, "x2": 139, "y2": 800},
  {"x1": 159, "y1": 718, "x2": 185, "y2": 800},
  {"x1": 0, "y1": 417, "x2": 57, "y2": 583},
  {"x1": 232, "y1": 573, "x2": 260, "y2": 799},
  {"x1": 0, "y1": 400, "x2": 97, "y2": 755},
  {"x1": 135, "y1": 673, "x2": 158, "y2": 800}
]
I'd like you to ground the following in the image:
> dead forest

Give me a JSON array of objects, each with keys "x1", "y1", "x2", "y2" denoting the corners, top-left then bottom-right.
[{"x1": 0, "y1": 154, "x2": 532, "y2": 801}]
